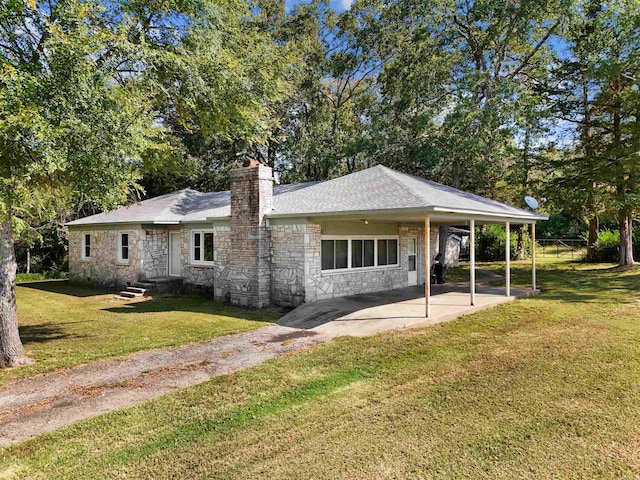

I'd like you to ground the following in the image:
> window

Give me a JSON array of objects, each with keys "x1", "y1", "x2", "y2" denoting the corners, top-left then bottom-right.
[
  {"x1": 377, "y1": 239, "x2": 398, "y2": 266},
  {"x1": 321, "y1": 236, "x2": 399, "y2": 272},
  {"x1": 321, "y1": 239, "x2": 348, "y2": 270},
  {"x1": 352, "y1": 239, "x2": 374, "y2": 268},
  {"x1": 192, "y1": 230, "x2": 214, "y2": 265},
  {"x1": 118, "y1": 233, "x2": 130, "y2": 263},
  {"x1": 81, "y1": 234, "x2": 91, "y2": 260}
]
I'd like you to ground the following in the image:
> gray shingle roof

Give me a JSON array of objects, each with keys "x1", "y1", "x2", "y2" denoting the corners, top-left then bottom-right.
[
  {"x1": 271, "y1": 165, "x2": 544, "y2": 220},
  {"x1": 67, "y1": 165, "x2": 544, "y2": 226},
  {"x1": 66, "y1": 183, "x2": 319, "y2": 226}
]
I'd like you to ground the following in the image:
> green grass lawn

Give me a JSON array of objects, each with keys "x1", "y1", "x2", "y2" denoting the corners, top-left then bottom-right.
[
  {"x1": 3, "y1": 259, "x2": 640, "y2": 478},
  {"x1": 4, "y1": 280, "x2": 280, "y2": 384}
]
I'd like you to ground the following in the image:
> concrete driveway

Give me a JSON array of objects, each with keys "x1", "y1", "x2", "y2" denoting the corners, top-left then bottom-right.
[{"x1": 278, "y1": 283, "x2": 539, "y2": 337}]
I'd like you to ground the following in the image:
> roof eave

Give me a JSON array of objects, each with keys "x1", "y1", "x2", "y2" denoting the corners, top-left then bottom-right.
[
  {"x1": 430, "y1": 206, "x2": 547, "y2": 221},
  {"x1": 268, "y1": 206, "x2": 546, "y2": 223},
  {"x1": 65, "y1": 220, "x2": 147, "y2": 227}
]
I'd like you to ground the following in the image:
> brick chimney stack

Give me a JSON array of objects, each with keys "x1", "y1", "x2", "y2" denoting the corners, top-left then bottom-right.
[{"x1": 228, "y1": 161, "x2": 273, "y2": 307}]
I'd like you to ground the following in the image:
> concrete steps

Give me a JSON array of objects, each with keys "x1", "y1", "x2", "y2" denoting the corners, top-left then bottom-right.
[
  {"x1": 114, "y1": 286, "x2": 147, "y2": 300},
  {"x1": 114, "y1": 277, "x2": 184, "y2": 300}
]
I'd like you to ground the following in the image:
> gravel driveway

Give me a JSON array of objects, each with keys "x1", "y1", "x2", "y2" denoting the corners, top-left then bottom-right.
[{"x1": 0, "y1": 325, "x2": 331, "y2": 446}]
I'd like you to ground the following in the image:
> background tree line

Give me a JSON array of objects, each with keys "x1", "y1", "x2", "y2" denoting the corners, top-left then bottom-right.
[{"x1": 0, "y1": 0, "x2": 637, "y2": 363}]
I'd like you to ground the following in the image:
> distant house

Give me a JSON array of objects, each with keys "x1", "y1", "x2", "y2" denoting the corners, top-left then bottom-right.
[{"x1": 66, "y1": 163, "x2": 545, "y2": 308}]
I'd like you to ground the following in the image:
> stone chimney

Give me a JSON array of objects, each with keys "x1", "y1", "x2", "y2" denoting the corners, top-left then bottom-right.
[{"x1": 229, "y1": 160, "x2": 273, "y2": 307}]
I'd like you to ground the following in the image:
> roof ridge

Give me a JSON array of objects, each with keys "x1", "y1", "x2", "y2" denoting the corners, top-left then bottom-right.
[{"x1": 376, "y1": 165, "x2": 428, "y2": 207}]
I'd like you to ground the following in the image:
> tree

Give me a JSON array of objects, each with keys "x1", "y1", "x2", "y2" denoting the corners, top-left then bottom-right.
[
  {"x1": 0, "y1": 0, "x2": 173, "y2": 366},
  {"x1": 545, "y1": 0, "x2": 640, "y2": 265},
  {"x1": 142, "y1": 0, "x2": 293, "y2": 195}
]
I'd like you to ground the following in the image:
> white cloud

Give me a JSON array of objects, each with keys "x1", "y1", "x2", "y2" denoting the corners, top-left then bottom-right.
[{"x1": 339, "y1": 0, "x2": 353, "y2": 10}]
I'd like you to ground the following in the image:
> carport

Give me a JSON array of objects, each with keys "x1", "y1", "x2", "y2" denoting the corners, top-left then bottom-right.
[
  {"x1": 421, "y1": 213, "x2": 539, "y2": 318},
  {"x1": 268, "y1": 166, "x2": 547, "y2": 315}
]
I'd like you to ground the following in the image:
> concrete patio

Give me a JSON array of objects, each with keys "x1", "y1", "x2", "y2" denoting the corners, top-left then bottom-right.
[{"x1": 278, "y1": 284, "x2": 539, "y2": 337}]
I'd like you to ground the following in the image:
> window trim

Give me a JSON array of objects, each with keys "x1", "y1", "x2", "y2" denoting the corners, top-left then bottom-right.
[
  {"x1": 320, "y1": 235, "x2": 400, "y2": 273},
  {"x1": 117, "y1": 232, "x2": 131, "y2": 264},
  {"x1": 81, "y1": 233, "x2": 91, "y2": 261},
  {"x1": 191, "y1": 229, "x2": 215, "y2": 266}
]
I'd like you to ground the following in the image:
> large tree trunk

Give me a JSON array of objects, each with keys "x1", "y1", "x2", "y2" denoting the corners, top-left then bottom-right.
[
  {"x1": 619, "y1": 211, "x2": 635, "y2": 266},
  {"x1": 0, "y1": 209, "x2": 32, "y2": 367},
  {"x1": 587, "y1": 215, "x2": 599, "y2": 259}
]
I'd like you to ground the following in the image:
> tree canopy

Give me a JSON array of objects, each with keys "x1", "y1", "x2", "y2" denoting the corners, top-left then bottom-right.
[{"x1": 0, "y1": 0, "x2": 639, "y2": 366}]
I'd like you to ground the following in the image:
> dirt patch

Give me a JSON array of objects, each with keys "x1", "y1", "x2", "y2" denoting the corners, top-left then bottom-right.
[
  {"x1": 267, "y1": 330, "x2": 320, "y2": 343},
  {"x1": 0, "y1": 325, "x2": 331, "y2": 446}
]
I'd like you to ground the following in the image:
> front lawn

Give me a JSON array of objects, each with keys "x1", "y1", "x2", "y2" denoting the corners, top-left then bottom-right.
[
  {"x1": 3, "y1": 281, "x2": 279, "y2": 384},
  {"x1": 2, "y1": 259, "x2": 640, "y2": 478}
]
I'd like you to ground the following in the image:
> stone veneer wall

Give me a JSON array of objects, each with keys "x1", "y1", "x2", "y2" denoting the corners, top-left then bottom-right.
[
  {"x1": 228, "y1": 165, "x2": 273, "y2": 308},
  {"x1": 68, "y1": 227, "x2": 143, "y2": 289},
  {"x1": 69, "y1": 217, "x2": 443, "y2": 305},
  {"x1": 399, "y1": 224, "x2": 440, "y2": 286},
  {"x1": 141, "y1": 228, "x2": 168, "y2": 278},
  {"x1": 270, "y1": 222, "x2": 306, "y2": 307},
  {"x1": 177, "y1": 223, "x2": 233, "y2": 300},
  {"x1": 303, "y1": 223, "x2": 440, "y2": 302}
]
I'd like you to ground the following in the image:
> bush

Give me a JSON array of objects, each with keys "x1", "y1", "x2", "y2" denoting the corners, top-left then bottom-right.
[
  {"x1": 587, "y1": 230, "x2": 619, "y2": 263},
  {"x1": 476, "y1": 225, "x2": 526, "y2": 261},
  {"x1": 16, "y1": 270, "x2": 68, "y2": 283}
]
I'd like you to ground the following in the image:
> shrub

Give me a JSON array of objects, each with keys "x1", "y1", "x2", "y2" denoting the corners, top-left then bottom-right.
[
  {"x1": 16, "y1": 270, "x2": 68, "y2": 283},
  {"x1": 476, "y1": 225, "x2": 525, "y2": 261},
  {"x1": 587, "y1": 229, "x2": 619, "y2": 263}
]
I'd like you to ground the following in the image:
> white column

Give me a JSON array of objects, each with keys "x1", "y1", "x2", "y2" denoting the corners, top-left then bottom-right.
[
  {"x1": 470, "y1": 219, "x2": 476, "y2": 306},
  {"x1": 532, "y1": 223, "x2": 537, "y2": 291},
  {"x1": 505, "y1": 221, "x2": 511, "y2": 297},
  {"x1": 425, "y1": 217, "x2": 431, "y2": 318}
]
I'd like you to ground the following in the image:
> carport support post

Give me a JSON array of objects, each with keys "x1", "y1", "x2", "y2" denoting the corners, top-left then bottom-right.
[
  {"x1": 505, "y1": 221, "x2": 511, "y2": 297},
  {"x1": 470, "y1": 219, "x2": 476, "y2": 306},
  {"x1": 532, "y1": 223, "x2": 537, "y2": 291},
  {"x1": 425, "y1": 216, "x2": 431, "y2": 318}
]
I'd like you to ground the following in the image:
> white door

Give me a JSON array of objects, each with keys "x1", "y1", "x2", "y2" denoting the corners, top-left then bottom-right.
[
  {"x1": 407, "y1": 237, "x2": 418, "y2": 286},
  {"x1": 169, "y1": 232, "x2": 181, "y2": 277}
]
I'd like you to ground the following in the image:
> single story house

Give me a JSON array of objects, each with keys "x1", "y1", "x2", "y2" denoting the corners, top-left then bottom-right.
[{"x1": 67, "y1": 162, "x2": 546, "y2": 313}]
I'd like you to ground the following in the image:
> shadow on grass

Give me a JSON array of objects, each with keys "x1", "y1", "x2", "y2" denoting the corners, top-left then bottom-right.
[
  {"x1": 521, "y1": 264, "x2": 640, "y2": 303},
  {"x1": 19, "y1": 321, "x2": 89, "y2": 345},
  {"x1": 17, "y1": 280, "x2": 107, "y2": 298},
  {"x1": 102, "y1": 295, "x2": 282, "y2": 323}
]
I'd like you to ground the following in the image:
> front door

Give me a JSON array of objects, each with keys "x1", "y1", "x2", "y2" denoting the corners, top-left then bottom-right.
[
  {"x1": 407, "y1": 237, "x2": 418, "y2": 286},
  {"x1": 169, "y1": 232, "x2": 181, "y2": 277}
]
